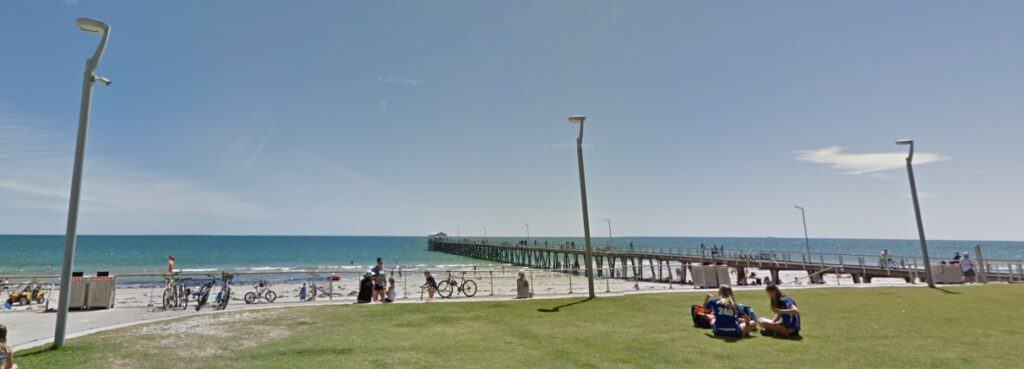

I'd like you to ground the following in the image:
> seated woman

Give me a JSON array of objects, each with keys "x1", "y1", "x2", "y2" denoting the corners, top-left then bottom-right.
[
  {"x1": 356, "y1": 272, "x2": 374, "y2": 303},
  {"x1": 703, "y1": 285, "x2": 755, "y2": 337},
  {"x1": 1, "y1": 324, "x2": 16, "y2": 369},
  {"x1": 757, "y1": 284, "x2": 801, "y2": 337}
]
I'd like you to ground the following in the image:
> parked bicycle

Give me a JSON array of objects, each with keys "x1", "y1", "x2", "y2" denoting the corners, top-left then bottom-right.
[
  {"x1": 162, "y1": 273, "x2": 189, "y2": 310},
  {"x1": 214, "y1": 272, "x2": 233, "y2": 310},
  {"x1": 192, "y1": 277, "x2": 216, "y2": 311},
  {"x1": 436, "y1": 271, "x2": 477, "y2": 298},
  {"x1": 244, "y1": 280, "x2": 277, "y2": 304}
]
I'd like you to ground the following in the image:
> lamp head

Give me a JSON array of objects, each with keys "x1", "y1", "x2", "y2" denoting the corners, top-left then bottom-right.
[
  {"x1": 76, "y1": 18, "x2": 109, "y2": 35},
  {"x1": 794, "y1": 205, "x2": 803, "y2": 210},
  {"x1": 568, "y1": 115, "x2": 586, "y2": 124},
  {"x1": 895, "y1": 139, "x2": 913, "y2": 146}
]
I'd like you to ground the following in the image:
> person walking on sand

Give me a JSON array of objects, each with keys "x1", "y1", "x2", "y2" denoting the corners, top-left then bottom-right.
[
  {"x1": 0, "y1": 324, "x2": 17, "y2": 369},
  {"x1": 421, "y1": 271, "x2": 438, "y2": 301}
]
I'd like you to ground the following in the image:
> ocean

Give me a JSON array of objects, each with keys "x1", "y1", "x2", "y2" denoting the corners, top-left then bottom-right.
[{"x1": 1, "y1": 235, "x2": 1022, "y2": 277}]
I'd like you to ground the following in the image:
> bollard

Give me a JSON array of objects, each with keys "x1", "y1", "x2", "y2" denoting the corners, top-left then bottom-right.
[
  {"x1": 974, "y1": 245, "x2": 988, "y2": 284},
  {"x1": 530, "y1": 270, "x2": 535, "y2": 296},
  {"x1": 489, "y1": 271, "x2": 494, "y2": 296}
]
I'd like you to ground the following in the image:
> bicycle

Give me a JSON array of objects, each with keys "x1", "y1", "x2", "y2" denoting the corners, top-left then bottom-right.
[
  {"x1": 161, "y1": 273, "x2": 189, "y2": 310},
  {"x1": 436, "y1": 271, "x2": 477, "y2": 298},
  {"x1": 244, "y1": 280, "x2": 277, "y2": 304},
  {"x1": 192, "y1": 277, "x2": 216, "y2": 311},
  {"x1": 214, "y1": 272, "x2": 233, "y2": 310}
]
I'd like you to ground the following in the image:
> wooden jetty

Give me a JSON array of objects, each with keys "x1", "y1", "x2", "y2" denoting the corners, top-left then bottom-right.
[{"x1": 428, "y1": 238, "x2": 1023, "y2": 285}]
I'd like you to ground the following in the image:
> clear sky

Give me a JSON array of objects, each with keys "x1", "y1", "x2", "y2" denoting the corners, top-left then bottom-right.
[{"x1": 2, "y1": 1, "x2": 1022, "y2": 240}]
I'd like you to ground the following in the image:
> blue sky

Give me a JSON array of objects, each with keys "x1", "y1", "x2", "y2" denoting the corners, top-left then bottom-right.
[{"x1": 2, "y1": 1, "x2": 1022, "y2": 240}]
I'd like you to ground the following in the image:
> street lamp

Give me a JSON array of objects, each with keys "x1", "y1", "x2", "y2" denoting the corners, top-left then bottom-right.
[
  {"x1": 568, "y1": 115, "x2": 596, "y2": 298},
  {"x1": 523, "y1": 224, "x2": 530, "y2": 242},
  {"x1": 55, "y1": 18, "x2": 111, "y2": 348},
  {"x1": 896, "y1": 139, "x2": 935, "y2": 288},
  {"x1": 604, "y1": 218, "x2": 613, "y2": 247},
  {"x1": 482, "y1": 226, "x2": 487, "y2": 241},
  {"x1": 793, "y1": 206, "x2": 810, "y2": 254}
]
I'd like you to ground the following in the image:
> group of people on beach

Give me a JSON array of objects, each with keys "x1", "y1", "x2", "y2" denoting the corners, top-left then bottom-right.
[
  {"x1": 356, "y1": 258, "x2": 397, "y2": 304},
  {"x1": 691, "y1": 284, "x2": 801, "y2": 339}
]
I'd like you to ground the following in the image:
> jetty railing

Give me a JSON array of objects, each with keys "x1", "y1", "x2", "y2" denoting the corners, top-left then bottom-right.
[{"x1": 428, "y1": 238, "x2": 1024, "y2": 284}]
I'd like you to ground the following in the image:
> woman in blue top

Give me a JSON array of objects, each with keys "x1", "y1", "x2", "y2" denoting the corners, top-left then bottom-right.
[
  {"x1": 703, "y1": 285, "x2": 755, "y2": 338},
  {"x1": 758, "y1": 284, "x2": 801, "y2": 337}
]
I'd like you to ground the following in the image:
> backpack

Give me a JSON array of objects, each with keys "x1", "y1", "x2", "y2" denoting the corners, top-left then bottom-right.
[{"x1": 691, "y1": 304, "x2": 713, "y2": 328}]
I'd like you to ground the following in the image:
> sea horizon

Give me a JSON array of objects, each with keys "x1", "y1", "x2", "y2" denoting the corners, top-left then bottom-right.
[{"x1": 2, "y1": 235, "x2": 1021, "y2": 278}]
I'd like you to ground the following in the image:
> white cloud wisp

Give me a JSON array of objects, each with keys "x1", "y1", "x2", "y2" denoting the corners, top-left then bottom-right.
[{"x1": 795, "y1": 146, "x2": 950, "y2": 175}]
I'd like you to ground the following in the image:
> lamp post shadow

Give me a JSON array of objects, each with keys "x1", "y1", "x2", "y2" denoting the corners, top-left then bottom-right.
[{"x1": 537, "y1": 297, "x2": 594, "y2": 313}]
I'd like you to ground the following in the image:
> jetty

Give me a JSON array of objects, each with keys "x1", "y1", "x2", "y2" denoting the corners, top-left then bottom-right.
[{"x1": 428, "y1": 238, "x2": 1023, "y2": 285}]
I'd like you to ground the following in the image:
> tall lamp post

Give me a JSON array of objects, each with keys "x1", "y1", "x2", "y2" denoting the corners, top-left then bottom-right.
[
  {"x1": 604, "y1": 218, "x2": 613, "y2": 247},
  {"x1": 55, "y1": 18, "x2": 112, "y2": 348},
  {"x1": 482, "y1": 226, "x2": 487, "y2": 242},
  {"x1": 568, "y1": 115, "x2": 596, "y2": 298},
  {"x1": 793, "y1": 205, "x2": 811, "y2": 254},
  {"x1": 523, "y1": 224, "x2": 530, "y2": 242},
  {"x1": 897, "y1": 139, "x2": 935, "y2": 288}
]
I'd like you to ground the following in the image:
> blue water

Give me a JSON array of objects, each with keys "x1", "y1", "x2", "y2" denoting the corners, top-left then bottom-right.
[{"x1": 1, "y1": 235, "x2": 1021, "y2": 277}]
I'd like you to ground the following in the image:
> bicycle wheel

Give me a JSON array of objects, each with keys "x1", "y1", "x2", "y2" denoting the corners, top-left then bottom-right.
[
  {"x1": 244, "y1": 292, "x2": 256, "y2": 304},
  {"x1": 218, "y1": 288, "x2": 231, "y2": 309},
  {"x1": 265, "y1": 290, "x2": 277, "y2": 303},
  {"x1": 436, "y1": 280, "x2": 454, "y2": 298},
  {"x1": 162, "y1": 288, "x2": 174, "y2": 309},
  {"x1": 461, "y1": 280, "x2": 478, "y2": 297}
]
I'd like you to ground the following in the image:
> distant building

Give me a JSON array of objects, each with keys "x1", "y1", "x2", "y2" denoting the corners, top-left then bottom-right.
[{"x1": 428, "y1": 232, "x2": 448, "y2": 239}]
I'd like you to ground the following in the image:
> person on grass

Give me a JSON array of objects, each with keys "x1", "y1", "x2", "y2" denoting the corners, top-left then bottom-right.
[
  {"x1": 384, "y1": 277, "x2": 397, "y2": 303},
  {"x1": 0, "y1": 324, "x2": 16, "y2": 369},
  {"x1": 757, "y1": 284, "x2": 801, "y2": 338},
  {"x1": 371, "y1": 257, "x2": 387, "y2": 302},
  {"x1": 356, "y1": 272, "x2": 374, "y2": 303},
  {"x1": 702, "y1": 285, "x2": 755, "y2": 338}
]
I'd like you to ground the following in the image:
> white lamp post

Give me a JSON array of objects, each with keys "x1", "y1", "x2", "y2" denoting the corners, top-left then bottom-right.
[
  {"x1": 793, "y1": 205, "x2": 810, "y2": 254},
  {"x1": 897, "y1": 139, "x2": 935, "y2": 288},
  {"x1": 524, "y1": 223, "x2": 530, "y2": 242},
  {"x1": 568, "y1": 115, "x2": 596, "y2": 298},
  {"x1": 604, "y1": 218, "x2": 613, "y2": 247},
  {"x1": 55, "y1": 18, "x2": 112, "y2": 348}
]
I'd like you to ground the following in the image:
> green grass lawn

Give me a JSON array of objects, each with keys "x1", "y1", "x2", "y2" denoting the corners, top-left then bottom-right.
[{"x1": 18, "y1": 284, "x2": 1024, "y2": 368}]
